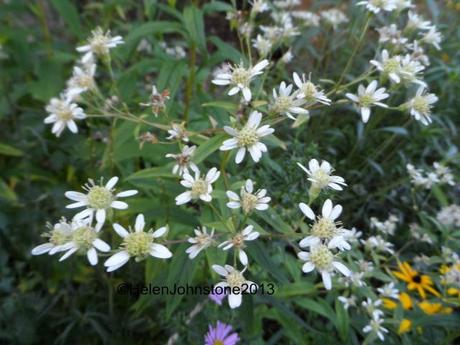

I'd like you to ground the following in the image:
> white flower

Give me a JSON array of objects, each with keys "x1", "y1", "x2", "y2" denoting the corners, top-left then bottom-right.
[
  {"x1": 218, "y1": 225, "x2": 260, "y2": 265},
  {"x1": 273, "y1": 0, "x2": 300, "y2": 9},
  {"x1": 338, "y1": 296, "x2": 357, "y2": 310},
  {"x1": 399, "y1": 54, "x2": 426, "y2": 86},
  {"x1": 167, "y1": 123, "x2": 189, "y2": 142},
  {"x1": 104, "y1": 214, "x2": 172, "y2": 272},
  {"x1": 250, "y1": 0, "x2": 270, "y2": 13},
  {"x1": 357, "y1": 0, "x2": 396, "y2": 13},
  {"x1": 52, "y1": 218, "x2": 110, "y2": 265},
  {"x1": 159, "y1": 42, "x2": 186, "y2": 59},
  {"x1": 377, "y1": 24, "x2": 408, "y2": 46},
  {"x1": 437, "y1": 204, "x2": 460, "y2": 227},
  {"x1": 346, "y1": 80, "x2": 389, "y2": 123},
  {"x1": 377, "y1": 282, "x2": 399, "y2": 299},
  {"x1": 339, "y1": 271, "x2": 367, "y2": 287},
  {"x1": 281, "y1": 50, "x2": 293, "y2": 63},
  {"x1": 293, "y1": 72, "x2": 331, "y2": 105},
  {"x1": 270, "y1": 82, "x2": 308, "y2": 119},
  {"x1": 291, "y1": 11, "x2": 320, "y2": 27},
  {"x1": 320, "y1": 9, "x2": 348, "y2": 30},
  {"x1": 297, "y1": 159, "x2": 346, "y2": 191},
  {"x1": 393, "y1": 0, "x2": 413, "y2": 10},
  {"x1": 76, "y1": 27, "x2": 124, "y2": 63},
  {"x1": 226, "y1": 179, "x2": 270, "y2": 214},
  {"x1": 362, "y1": 298, "x2": 385, "y2": 319},
  {"x1": 66, "y1": 63, "x2": 97, "y2": 99},
  {"x1": 299, "y1": 199, "x2": 352, "y2": 251},
  {"x1": 370, "y1": 214, "x2": 398, "y2": 236},
  {"x1": 406, "y1": 86, "x2": 438, "y2": 125},
  {"x1": 175, "y1": 167, "x2": 220, "y2": 205},
  {"x1": 252, "y1": 35, "x2": 272, "y2": 57},
  {"x1": 421, "y1": 26, "x2": 442, "y2": 50},
  {"x1": 212, "y1": 60, "x2": 269, "y2": 102},
  {"x1": 361, "y1": 235, "x2": 394, "y2": 254},
  {"x1": 65, "y1": 176, "x2": 138, "y2": 225},
  {"x1": 220, "y1": 111, "x2": 274, "y2": 164},
  {"x1": 44, "y1": 96, "x2": 86, "y2": 137},
  {"x1": 362, "y1": 314, "x2": 388, "y2": 341},
  {"x1": 370, "y1": 50, "x2": 403, "y2": 83},
  {"x1": 165, "y1": 145, "x2": 198, "y2": 176},
  {"x1": 212, "y1": 264, "x2": 257, "y2": 309},
  {"x1": 186, "y1": 227, "x2": 215, "y2": 259},
  {"x1": 298, "y1": 244, "x2": 351, "y2": 290},
  {"x1": 406, "y1": 11, "x2": 432, "y2": 31},
  {"x1": 31, "y1": 219, "x2": 74, "y2": 256}
]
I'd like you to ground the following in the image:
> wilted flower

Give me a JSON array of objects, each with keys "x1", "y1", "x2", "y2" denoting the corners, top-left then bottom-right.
[
  {"x1": 139, "y1": 85, "x2": 170, "y2": 116},
  {"x1": 165, "y1": 145, "x2": 198, "y2": 176},
  {"x1": 167, "y1": 123, "x2": 189, "y2": 142},
  {"x1": 66, "y1": 63, "x2": 97, "y2": 99}
]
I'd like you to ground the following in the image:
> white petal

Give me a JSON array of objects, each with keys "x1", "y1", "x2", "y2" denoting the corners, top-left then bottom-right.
[
  {"x1": 150, "y1": 243, "x2": 173, "y2": 259},
  {"x1": 135, "y1": 214, "x2": 145, "y2": 232},
  {"x1": 31, "y1": 243, "x2": 53, "y2": 255},
  {"x1": 239, "y1": 250, "x2": 248, "y2": 266},
  {"x1": 333, "y1": 261, "x2": 351, "y2": 276},
  {"x1": 302, "y1": 261, "x2": 315, "y2": 273},
  {"x1": 321, "y1": 271, "x2": 332, "y2": 290},
  {"x1": 116, "y1": 190, "x2": 138, "y2": 197},
  {"x1": 65, "y1": 191, "x2": 87, "y2": 202},
  {"x1": 87, "y1": 247, "x2": 98, "y2": 265},
  {"x1": 59, "y1": 247, "x2": 78, "y2": 261},
  {"x1": 96, "y1": 209, "x2": 106, "y2": 224},
  {"x1": 322, "y1": 199, "x2": 333, "y2": 218},
  {"x1": 111, "y1": 201, "x2": 128, "y2": 209},
  {"x1": 92, "y1": 238, "x2": 111, "y2": 252},
  {"x1": 152, "y1": 226, "x2": 168, "y2": 238},
  {"x1": 104, "y1": 250, "x2": 130, "y2": 267},
  {"x1": 105, "y1": 176, "x2": 119, "y2": 190},
  {"x1": 299, "y1": 203, "x2": 315, "y2": 220},
  {"x1": 113, "y1": 223, "x2": 129, "y2": 238},
  {"x1": 228, "y1": 292, "x2": 242, "y2": 309},
  {"x1": 212, "y1": 264, "x2": 228, "y2": 277}
]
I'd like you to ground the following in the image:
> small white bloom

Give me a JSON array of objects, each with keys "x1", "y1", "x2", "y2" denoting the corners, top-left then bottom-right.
[
  {"x1": 273, "y1": 0, "x2": 300, "y2": 9},
  {"x1": 346, "y1": 80, "x2": 389, "y2": 123},
  {"x1": 377, "y1": 282, "x2": 399, "y2": 299},
  {"x1": 66, "y1": 63, "x2": 97, "y2": 99},
  {"x1": 406, "y1": 11, "x2": 432, "y2": 31},
  {"x1": 370, "y1": 50, "x2": 403, "y2": 83},
  {"x1": 338, "y1": 295, "x2": 357, "y2": 310},
  {"x1": 406, "y1": 86, "x2": 438, "y2": 125},
  {"x1": 212, "y1": 60, "x2": 269, "y2": 102},
  {"x1": 186, "y1": 227, "x2": 215, "y2": 259},
  {"x1": 361, "y1": 235, "x2": 394, "y2": 254},
  {"x1": 377, "y1": 24, "x2": 408, "y2": 47},
  {"x1": 252, "y1": 35, "x2": 272, "y2": 57},
  {"x1": 226, "y1": 179, "x2": 270, "y2": 214},
  {"x1": 339, "y1": 271, "x2": 367, "y2": 287},
  {"x1": 270, "y1": 81, "x2": 308, "y2": 119},
  {"x1": 220, "y1": 111, "x2": 274, "y2": 164},
  {"x1": 281, "y1": 50, "x2": 293, "y2": 63},
  {"x1": 320, "y1": 9, "x2": 348, "y2": 30},
  {"x1": 65, "y1": 176, "x2": 138, "y2": 225},
  {"x1": 357, "y1": 0, "x2": 396, "y2": 14},
  {"x1": 165, "y1": 145, "x2": 198, "y2": 176},
  {"x1": 370, "y1": 214, "x2": 398, "y2": 236},
  {"x1": 175, "y1": 166, "x2": 220, "y2": 205},
  {"x1": 31, "y1": 219, "x2": 74, "y2": 256},
  {"x1": 44, "y1": 95, "x2": 86, "y2": 137},
  {"x1": 362, "y1": 314, "x2": 388, "y2": 341},
  {"x1": 298, "y1": 244, "x2": 351, "y2": 290},
  {"x1": 399, "y1": 54, "x2": 426, "y2": 86},
  {"x1": 218, "y1": 225, "x2": 260, "y2": 265},
  {"x1": 299, "y1": 199, "x2": 352, "y2": 251},
  {"x1": 297, "y1": 159, "x2": 346, "y2": 191},
  {"x1": 212, "y1": 264, "x2": 257, "y2": 309},
  {"x1": 437, "y1": 204, "x2": 460, "y2": 227},
  {"x1": 421, "y1": 26, "x2": 442, "y2": 50},
  {"x1": 76, "y1": 27, "x2": 124, "y2": 63},
  {"x1": 250, "y1": 0, "x2": 270, "y2": 13},
  {"x1": 362, "y1": 298, "x2": 385, "y2": 319},
  {"x1": 167, "y1": 123, "x2": 189, "y2": 142},
  {"x1": 104, "y1": 214, "x2": 172, "y2": 272},
  {"x1": 293, "y1": 72, "x2": 331, "y2": 105},
  {"x1": 291, "y1": 11, "x2": 320, "y2": 27}
]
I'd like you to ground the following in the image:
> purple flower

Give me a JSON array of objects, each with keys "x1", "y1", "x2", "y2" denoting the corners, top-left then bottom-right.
[
  {"x1": 208, "y1": 288, "x2": 227, "y2": 305},
  {"x1": 204, "y1": 321, "x2": 240, "y2": 345}
]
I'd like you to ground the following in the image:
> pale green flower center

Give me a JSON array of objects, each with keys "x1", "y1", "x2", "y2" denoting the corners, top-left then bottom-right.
[
  {"x1": 311, "y1": 218, "x2": 337, "y2": 239},
  {"x1": 384, "y1": 58, "x2": 400, "y2": 73},
  {"x1": 72, "y1": 226, "x2": 97, "y2": 250},
  {"x1": 272, "y1": 95, "x2": 292, "y2": 113},
  {"x1": 191, "y1": 179, "x2": 208, "y2": 198},
  {"x1": 226, "y1": 271, "x2": 246, "y2": 288},
  {"x1": 241, "y1": 192, "x2": 258, "y2": 214},
  {"x1": 312, "y1": 169, "x2": 331, "y2": 188},
  {"x1": 55, "y1": 103, "x2": 74, "y2": 121},
  {"x1": 310, "y1": 245, "x2": 333, "y2": 270},
  {"x1": 412, "y1": 96, "x2": 430, "y2": 114},
  {"x1": 123, "y1": 232, "x2": 152, "y2": 257},
  {"x1": 197, "y1": 233, "x2": 212, "y2": 247},
  {"x1": 302, "y1": 81, "x2": 318, "y2": 101},
  {"x1": 49, "y1": 228, "x2": 71, "y2": 246},
  {"x1": 237, "y1": 127, "x2": 259, "y2": 147},
  {"x1": 359, "y1": 94, "x2": 375, "y2": 108},
  {"x1": 76, "y1": 74, "x2": 95, "y2": 89},
  {"x1": 87, "y1": 186, "x2": 113, "y2": 209},
  {"x1": 89, "y1": 29, "x2": 110, "y2": 56},
  {"x1": 231, "y1": 68, "x2": 250, "y2": 86}
]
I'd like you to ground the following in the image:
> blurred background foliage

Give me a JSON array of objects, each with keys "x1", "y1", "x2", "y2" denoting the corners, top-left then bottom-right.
[{"x1": 0, "y1": 0, "x2": 460, "y2": 344}]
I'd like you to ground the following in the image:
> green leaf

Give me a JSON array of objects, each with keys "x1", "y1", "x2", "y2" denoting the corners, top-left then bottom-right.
[
  {"x1": 125, "y1": 21, "x2": 182, "y2": 44},
  {"x1": 182, "y1": 6, "x2": 206, "y2": 54},
  {"x1": 0, "y1": 143, "x2": 23, "y2": 156},
  {"x1": 126, "y1": 166, "x2": 177, "y2": 181},
  {"x1": 50, "y1": 0, "x2": 82, "y2": 37},
  {"x1": 248, "y1": 241, "x2": 289, "y2": 284},
  {"x1": 202, "y1": 101, "x2": 238, "y2": 113},
  {"x1": 191, "y1": 133, "x2": 226, "y2": 164}
]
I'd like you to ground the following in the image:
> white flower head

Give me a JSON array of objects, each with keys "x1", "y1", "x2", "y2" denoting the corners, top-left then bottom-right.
[
  {"x1": 377, "y1": 282, "x2": 399, "y2": 299},
  {"x1": 212, "y1": 264, "x2": 257, "y2": 309},
  {"x1": 104, "y1": 214, "x2": 172, "y2": 272},
  {"x1": 320, "y1": 9, "x2": 348, "y2": 30},
  {"x1": 406, "y1": 11, "x2": 432, "y2": 31},
  {"x1": 65, "y1": 176, "x2": 138, "y2": 225},
  {"x1": 377, "y1": 24, "x2": 408, "y2": 47},
  {"x1": 346, "y1": 80, "x2": 389, "y2": 123},
  {"x1": 212, "y1": 59, "x2": 269, "y2": 102},
  {"x1": 66, "y1": 63, "x2": 97, "y2": 99},
  {"x1": 165, "y1": 145, "x2": 198, "y2": 176},
  {"x1": 421, "y1": 26, "x2": 442, "y2": 50},
  {"x1": 406, "y1": 86, "x2": 438, "y2": 125},
  {"x1": 226, "y1": 179, "x2": 271, "y2": 214},
  {"x1": 357, "y1": 0, "x2": 396, "y2": 14},
  {"x1": 250, "y1": 0, "x2": 270, "y2": 13},
  {"x1": 298, "y1": 244, "x2": 351, "y2": 290},
  {"x1": 270, "y1": 81, "x2": 308, "y2": 120},
  {"x1": 297, "y1": 159, "x2": 346, "y2": 192},
  {"x1": 299, "y1": 199, "x2": 352, "y2": 251},
  {"x1": 252, "y1": 35, "x2": 272, "y2": 57},
  {"x1": 76, "y1": 27, "x2": 124, "y2": 63},
  {"x1": 44, "y1": 95, "x2": 86, "y2": 137},
  {"x1": 362, "y1": 314, "x2": 388, "y2": 341},
  {"x1": 218, "y1": 225, "x2": 260, "y2": 265},
  {"x1": 220, "y1": 111, "x2": 274, "y2": 164},
  {"x1": 293, "y1": 72, "x2": 331, "y2": 105},
  {"x1": 338, "y1": 295, "x2": 357, "y2": 310},
  {"x1": 186, "y1": 227, "x2": 215, "y2": 259},
  {"x1": 291, "y1": 11, "x2": 320, "y2": 27},
  {"x1": 31, "y1": 218, "x2": 74, "y2": 256},
  {"x1": 370, "y1": 50, "x2": 403, "y2": 83},
  {"x1": 360, "y1": 235, "x2": 394, "y2": 254},
  {"x1": 175, "y1": 166, "x2": 220, "y2": 205},
  {"x1": 399, "y1": 54, "x2": 426, "y2": 86},
  {"x1": 167, "y1": 123, "x2": 189, "y2": 143}
]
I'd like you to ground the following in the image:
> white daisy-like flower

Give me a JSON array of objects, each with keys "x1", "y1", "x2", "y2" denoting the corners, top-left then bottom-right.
[
  {"x1": 298, "y1": 244, "x2": 351, "y2": 290},
  {"x1": 421, "y1": 26, "x2": 442, "y2": 50},
  {"x1": 226, "y1": 179, "x2": 270, "y2": 214},
  {"x1": 31, "y1": 218, "x2": 74, "y2": 256},
  {"x1": 252, "y1": 35, "x2": 272, "y2": 57},
  {"x1": 76, "y1": 27, "x2": 124, "y2": 63},
  {"x1": 362, "y1": 298, "x2": 385, "y2": 319},
  {"x1": 362, "y1": 314, "x2": 388, "y2": 341},
  {"x1": 377, "y1": 24, "x2": 408, "y2": 47},
  {"x1": 66, "y1": 63, "x2": 97, "y2": 99},
  {"x1": 186, "y1": 227, "x2": 215, "y2": 259},
  {"x1": 212, "y1": 59, "x2": 269, "y2": 102},
  {"x1": 166, "y1": 123, "x2": 189, "y2": 142},
  {"x1": 220, "y1": 111, "x2": 274, "y2": 164},
  {"x1": 271, "y1": 81, "x2": 308, "y2": 120},
  {"x1": 406, "y1": 86, "x2": 438, "y2": 125},
  {"x1": 281, "y1": 50, "x2": 293, "y2": 63},
  {"x1": 361, "y1": 235, "x2": 394, "y2": 254},
  {"x1": 338, "y1": 295, "x2": 357, "y2": 310},
  {"x1": 346, "y1": 80, "x2": 389, "y2": 123},
  {"x1": 406, "y1": 11, "x2": 432, "y2": 31},
  {"x1": 299, "y1": 199, "x2": 352, "y2": 251},
  {"x1": 44, "y1": 95, "x2": 86, "y2": 137},
  {"x1": 175, "y1": 167, "x2": 220, "y2": 205},
  {"x1": 212, "y1": 264, "x2": 257, "y2": 309},
  {"x1": 370, "y1": 50, "x2": 403, "y2": 83},
  {"x1": 320, "y1": 9, "x2": 348, "y2": 30},
  {"x1": 65, "y1": 176, "x2": 138, "y2": 225},
  {"x1": 399, "y1": 54, "x2": 426, "y2": 86},
  {"x1": 297, "y1": 159, "x2": 346, "y2": 192},
  {"x1": 357, "y1": 0, "x2": 396, "y2": 14},
  {"x1": 52, "y1": 218, "x2": 110, "y2": 265},
  {"x1": 250, "y1": 0, "x2": 270, "y2": 13},
  {"x1": 218, "y1": 225, "x2": 260, "y2": 265},
  {"x1": 104, "y1": 214, "x2": 172, "y2": 272},
  {"x1": 165, "y1": 145, "x2": 198, "y2": 176},
  {"x1": 291, "y1": 11, "x2": 320, "y2": 27},
  {"x1": 377, "y1": 282, "x2": 399, "y2": 299},
  {"x1": 292, "y1": 72, "x2": 331, "y2": 105},
  {"x1": 393, "y1": 0, "x2": 413, "y2": 11}
]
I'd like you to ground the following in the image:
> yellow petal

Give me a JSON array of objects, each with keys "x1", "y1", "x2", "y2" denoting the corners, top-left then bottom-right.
[
  {"x1": 399, "y1": 292, "x2": 413, "y2": 310},
  {"x1": 398, "y1": 319, "x2": 412, "y2": 334}
]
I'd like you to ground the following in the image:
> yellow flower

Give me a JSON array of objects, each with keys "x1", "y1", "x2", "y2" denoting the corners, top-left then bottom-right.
[
  {"x1": 393, "y1": 262, "x2": 440, "y2": 299},
  {"x1": 382, "y1": 298, "x2": 397, "y2": 310},
  {"x1": 447, "y1": 287, "x2": 460, "y2": 297},
  {"x1": 418, "y1": 301, "x2": 453, "y2": 315},
  {"x1": 399, "y1": 292, "x2": 413, "y2": 310},
  {"x1": 398, "y1": 319, "x2": 412, "y2": 334}
]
